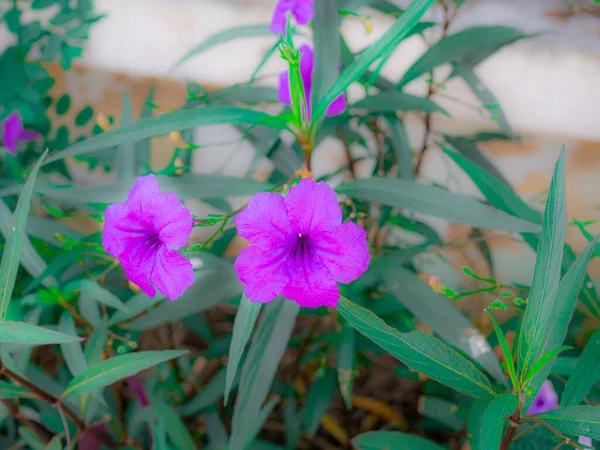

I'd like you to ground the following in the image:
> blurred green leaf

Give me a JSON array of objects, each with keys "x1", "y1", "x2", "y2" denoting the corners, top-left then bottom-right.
[
  {"x1": 58, "y1": 312, "x2": 87, "y2": 376},
  {"x1": 384, "y1": 116, "x2": 413, "y2": 180},
  {"x1": 338, "y1": 297, "x2": 496, "y2": 398},
  {"x1": 337, "y1": 321, "x2": 356, "y2": 410},
  {"x1": 398, "y1": 26, "x2": 529, "y2": 88},
  {"x1": 230, "y1": 298, "x2": 300, "y2": 450},
  {"x1": 178, "y1": 368, "x2": 232, "y2": 417},
  {"x1": 479, "y1": 393, "x2": 518, "y2": 449},
  {"x1": 0, "y1": 380, "x2": 37, "y2": 399},
  {"x1": 304, "y1": 369, "x2": 337, "y2": 437},
  {"x1": 562, "y1": 330, "x2": 600, "y2": 407},
  {"x1": 354, "y1": 91, "x2": 448, "y2": 115},
  {"x1": 387, "y1": 268, "x2": 505, "y2": 383},
  {"x1": 533, "y1": 406, "x2": 600, "y2": 440},
  {"x1": 170, "y1": 25, "x2": 274, "y2": 72},
  {"x1": 206, "y1": 410, "x2": 229, "y2": 450},
  {"x1": 84, "y1": 316, "x2": 107, "y2": 366},
  {"x1": 0, "y1": 321, "x2": 82, "y2": 344},
  {"x1": 337, "y1": 177, "x2": 540, "y2": 232},
  {"x1": 444, "y1": 136, "x2": 509, "y2": 185},
  {"x1": 44, "y1": 107, "x2": 280, "y2": 164},
  {"x1": 109, "y1": 292, "x2": 162, "y2": 326},
  {"x1": 419, "y1": 396, "x2": 465, "y2": 431},
  {"x1": 152, "y1": 396, "x2": 196, "y2": 450},
  {"x1": 70, "y1": 279, "x2": 129, "y2": 313},
  {"x1": 62, "y1": 350, "x2": 187, "y2": 398},
  {"x1": 18, "y1": 427, "x2": 46, "y2": 450},
  {"x1": 315, "y1": 0, "x2": 435, "y2": 119},
  {"x1": 225, "y1": 294, "x2": 261, "y2": 404},
  {"x1": 466, "y1": 399, "x2": 490, "y2": 450},
  {"x1": 312, "y1": 0, "x2": 341, "y2": 107},
  {"x1": 352, "y1": 431, "x2": 445, "y2": 450},
  {"x1": 247, "y1": 396, "x2": 280, "y2": 446},
  {"x1": 32, "y1": 0, "x2": 57, "y2": 9},
  {"x1": 0, "y1": 151, "x2": 49, "y2": 318},
  {"x1": 516, "y1": 149, "x2": 566, "y2": 382},
  {"x1": 74, "y1": 105, "x2": 94, "y2": 127},
  {"x1": 116, "y1": 91, "x2": 136, "y2": 182},
  {"x1": 55, "y1": 94, "x2": 71, "y2": 115}
]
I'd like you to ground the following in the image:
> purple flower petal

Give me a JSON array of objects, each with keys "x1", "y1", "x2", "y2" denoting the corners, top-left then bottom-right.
[
  {"x1": 527, "y1": 380, "x2": 558, "y2": 415},
  {"x1": 102, "y1": 174, "x2": 194, "y2": 301},
  {"x1": 278, "y1": 71, "x2": 292, "y2": 105},
  {"x1": 236, "y1": 192, "x2": 293, "y2": 252},
  {"x1": 269, "y1": 0, "x2": 294, "y2": 34},
  {"x1": 150, "y1": 247, "x2": 195, "y2": 301},
  {"x1": 298, "y1": 44, "x2": 314, "y2": 91},
  {"x1": 18, "y1": 129, "x2": 38, "y2": 142},
  {"x1": 234, "y1": 245, "x2": 291, "y2": 303},
  {"x1": 292, "y1": 0, "x2": 314, "y2": 26},
  {"x1": 579, "y1": 437, "x2": 593, "y2": 448},
  {"x1": 284, "y1": 178, "x2": 342, "y2": 234},
  {"x1": 2, "y1": 112, "x2": 23, "y2": 156},
  {"x1": 314, "y1": 221, "x2": 370, "y2": 283},
  {"x1": 282, "y1": 253, "x2": 339, "y2": 308},
  {"x1": 325, "y1": 92, "x2": 347, "y2": 117}
]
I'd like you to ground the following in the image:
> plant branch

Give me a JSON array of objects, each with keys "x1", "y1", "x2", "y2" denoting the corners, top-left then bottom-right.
[
  {"x1": 1, "y1": 399, "x2": 49, "y2": 445},
  {"x1": 337, "y1": 128, "x2": 356, "y2": 179}
]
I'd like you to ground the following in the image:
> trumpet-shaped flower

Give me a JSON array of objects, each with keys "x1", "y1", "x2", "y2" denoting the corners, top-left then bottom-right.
[
  {"x1": 234, "y1": 178, "x2": 370, "y2": 308},
  {"x1": 527, "y1": 380, "x2": 558, "y2": 415},
  {"x1": 102, "y1": 174, "x2": 194, "y2": 300},
  {"x1": 2, "y1": 111, "x2": 37, "y2": 155},
  {"x1": 270, "y1": 0, "x2": 314, "y2": 35},
  {"x1": 277, "y1": 44, "x2": 347, "y2": 118}
]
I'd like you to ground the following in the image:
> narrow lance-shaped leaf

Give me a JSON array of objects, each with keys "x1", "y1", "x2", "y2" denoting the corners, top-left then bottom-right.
[
  {"x1": 561, "y1": 330, "x2": 600, "y2": 407},
  {"x1": 487, "y1": 311, "x2": 518, "y2": 389},
  {"x1": 116, "y1": 90, "x2": 136, "y2": 182},
  {"x1": 312, "y1": 0, "x2": 341, "y2": 106},
  {"x1": 533, "y1": 406, "x2": 600, "y2": 440},
  {"x1": 314, "y1": 0, "x2": 435, "y2": 119},
  {"x1": 338, "y1": 297, "x2": 497, "y2": 399},
  {"x1": 225, "y1": 294, "x2": 262, "y2": 404},
  {"x1": 0, "y1": 321, "x2": 82, "y2": 345},
  {"x1": 0, "y1": 151, "x2": 47, "y2": 318},
  {"x1": 61, "y1": 350, "x2": 188, "y2": 398},
  {"x1": 516, "y1": 149, "x2": 566, "y2": 382},
  {"x1": 479, "y1": 393, "x2": 519, "y2": 449},
  {"x1": 353, "y1": 431, "x2": 446, "y2": 450}
]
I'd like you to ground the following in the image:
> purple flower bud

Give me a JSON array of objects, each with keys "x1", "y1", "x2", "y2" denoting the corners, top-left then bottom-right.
[{"x1": 2, "y1": 111, "x2": 37, "y2": 155}]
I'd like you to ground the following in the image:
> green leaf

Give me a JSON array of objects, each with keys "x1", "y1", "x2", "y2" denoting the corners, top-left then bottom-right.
[
  {"x1": 523, "y1": 345, "x2": 572, "y2": 386},
  {"x1": 0, "y1": 151, "x2": 48, "y2": 318},
  {"x1": 338, "y1": 297, "x2": 497, "y2": 398},
  {"x1": 32, "y1": 0, "x2": 57, "y2": 9},
  {"x1": 479, "y1": 393, "x2": 518, "y2": 449},
  {"x1": 75, "y1": 105, "x2": 94, "y2": 127},
  {"x1": 312, "y1": 0, "x2": 341, "y2": 107},
  {"x1": 84, "y1": 316, "x2": 107, "y2": 366},
  {"x1": 247, "y1": 396, "x2": 280, "y2": 446},
  {"x1": 19, "y1": 427, "x2": 46, "y2": 450},
  {"x1": 58, "y1": 312, "x2": 87, "y2": 376},
  {"x1": 0, "y1": 380, "x2": 38, "y2": 399},
  {"x1": 562, "y1": 330, "x2": 600, "y2": 407},
  {"x1": 398, "y1": 26, "x2": 529, "y2": 88},
  {"x1": 225, "y1": 294, "x2": 262, "y2": 404},
  {"x1": 387, "y1": 268, "x2": 505, "y2": 383},
  {"x1": 55, "y1": 94, "x2": 71, "y2": 115},
  {"x1": 384, "y1": 116, "x2": 413, "y2": 180},
  {"x1": 337, "y1": 321, "x2": 356, "y2": 410},
  {"x1": 170, "y1": 25, "x2": 274, "y2": 72},
  {"x1": 108, "y1": 292, "x2": 162, "y2": 326},
  {"x1": 304, "y1": 369, "x2": 337, "y2": 437},
  {"x1": 44, "y1": 107, "x2": 278, "y2": 164},
  {"x1": 419, "y1": 397, "x2": 464, "y2": 431},
  {"x1": 452, "y1": 66, "x2": 515, "y2": 140},
  {"x1": 230, "y1": 298, "x2": 300, "y2": 450},
  {"x1": 152, "y1": 396, "x2": 196, "y2": 450},
  {"x1": 61, "y1": 350, "x2": 188, "y2": 398},
  {"x1": 116, "y1": 91, "x2": 136, "y2": 182},
  {"x1": 466, "y1": 399, "x2": 490, "y2": 450},
  {"x1": 444, "y1": 136, "x2": 509, "y2": 186},
  {"x1": 178, "y1": 368, "x2": 231, "y2": 417},
  {"x1": 516, "y1": 149, "x2": 566, "y2": 382},
  {"x1": 533, "y1": 406, "x2": 600, "y2": 440},
  {"x1": 4, "y1": 9, "x2": 21, "y2": 33},
  {"x1": 337, "y1": 177, "x2": 540, "y2": 232},
  {"x1": 314, "y1": 0, "x2": 435, "y2": 119},
  {"x1": 73, "y1": 279, "x2": 129, "y2": 313},
  {"x1": 353, "y1": 91, "x2": 449, "y2": 115},
  {"x1": 487, "y1": 311, "x2": 517, "y2": 389},
  {"x1": 352, "y1": 431, "x2": 445, "y2": 450},
  {"x1": 45, "y1": 436, "x2": 63, "y2": 450},
  {"x1": 0, "y1": 320, "x2": 82, "y2": 344}
]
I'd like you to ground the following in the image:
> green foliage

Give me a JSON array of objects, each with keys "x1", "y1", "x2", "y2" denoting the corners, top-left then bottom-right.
[{"x1": 1, "y1": 1, "x2": 599, "y2": 449}]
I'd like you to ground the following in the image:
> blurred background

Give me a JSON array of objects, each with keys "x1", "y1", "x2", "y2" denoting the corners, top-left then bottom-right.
[{"x1": 3, "y1": 0, "x2": 600, "y2": 290}]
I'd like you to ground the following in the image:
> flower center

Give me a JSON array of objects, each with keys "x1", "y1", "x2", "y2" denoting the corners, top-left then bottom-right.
[{"x1": 293, "y1": 233, "x2": 311, "y2": 258}]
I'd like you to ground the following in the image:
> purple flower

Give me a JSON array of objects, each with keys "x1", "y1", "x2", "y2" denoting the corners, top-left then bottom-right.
[
  {"x1": 579, "y1": 437, "x2": 593, "y2": 448},
  {"x1": 102, "y1": 174, "x2": 194, "y2": 301},
  {"x1": 234, "y1": 178, "x2": 370, "y2": 308},
  {"x1": 2, "y1": 111, "x2": 37, "y2": 155},
  {"x1": 278, "y1": 44, "x2": 347, "y2": 118},
  {"x1": 270, "y1": 0, "x2": 314, "y2": 35},
  {"x1": 527, "y1": 380, "x2": 559, "y2": 415}
]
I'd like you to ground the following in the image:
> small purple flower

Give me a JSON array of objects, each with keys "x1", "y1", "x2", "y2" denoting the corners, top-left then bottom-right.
[
  {"x1": 2, "y1": 111, "x2": 37, "y2": 155},
  {"x1": 278, "y1": 44, "x2": 347, "y2": 118},
  {"x1": 527, "y1": 380, "x2": 559, "y2": 415},
  {"x1": 102, "y1": 174, "x2": 194, "y2": 301},
  {"x1": 270, "y1": 0, "x2": 314, "y2": 35},
  {"x1": 579, "y1": 437, "x2": 593, "y2": 448},
  {"x1": 234, "y1": 178, "x2": 370, "y2": 308}
]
